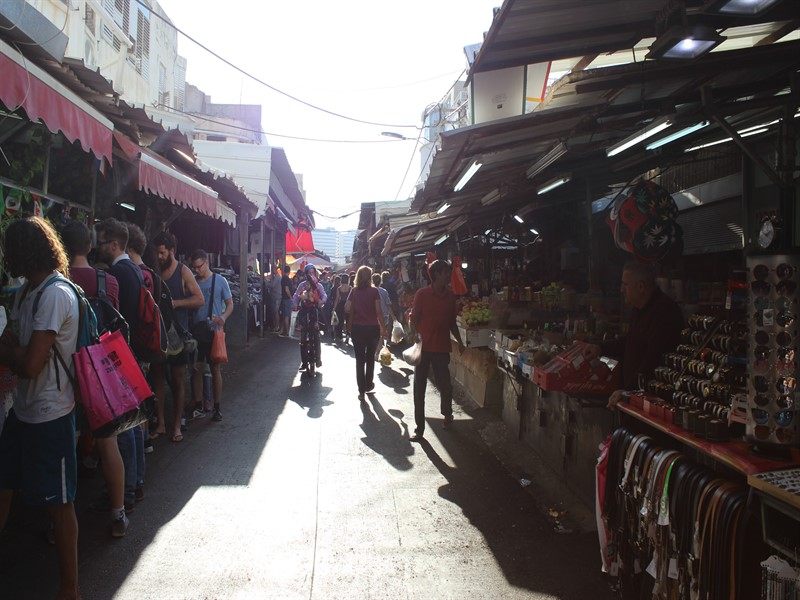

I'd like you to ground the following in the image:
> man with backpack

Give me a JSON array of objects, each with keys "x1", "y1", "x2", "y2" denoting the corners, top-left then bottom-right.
[
  {"x1": 60, "y1": 221, "x2": 131, "y2": 538},
  {"x1": 95, "y1": 219, "x2": 148, "y2": 513},
  {"x1": 152, "y1": 231, "x2": 204, "y2": 443},
  {"x1": 0, "y1": 217, "x2": 81, "y2": 600}
]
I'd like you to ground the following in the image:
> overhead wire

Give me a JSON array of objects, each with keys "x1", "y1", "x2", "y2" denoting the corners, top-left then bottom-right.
[
  {"x1": 134, "y1": 0, "x2": 419, "y2": 129},
  {"x1": 157, "y1": 103, "x2": 407, "y2": 144}
]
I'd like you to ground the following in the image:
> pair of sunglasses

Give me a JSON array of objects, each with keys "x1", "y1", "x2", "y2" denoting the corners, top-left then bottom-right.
[{"x1": 753, "y1": 263, "x2": 796, "y2": 281}]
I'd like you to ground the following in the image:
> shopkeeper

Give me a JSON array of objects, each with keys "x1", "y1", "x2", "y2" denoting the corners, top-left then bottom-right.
[{"x1": 589, "y1": 261, "x2": 684, "y2": 408}]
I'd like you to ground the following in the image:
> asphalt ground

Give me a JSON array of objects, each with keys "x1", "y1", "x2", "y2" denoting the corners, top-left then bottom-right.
[{"x1": 0, "y1": 334, "x2": 614, "y2": 600}]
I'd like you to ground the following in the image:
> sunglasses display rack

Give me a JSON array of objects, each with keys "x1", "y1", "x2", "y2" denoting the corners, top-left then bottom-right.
[
  {"x1": 646, "y1": 312, "x2": 748, "y2": 442},
  {"x1": 747, "y1": 254, "x2": 799, "y2": 450}
]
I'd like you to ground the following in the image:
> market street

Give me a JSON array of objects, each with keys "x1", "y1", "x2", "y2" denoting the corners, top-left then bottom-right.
[{"x1": 1, "y1": 336, "x2": 611, "y2": 600}]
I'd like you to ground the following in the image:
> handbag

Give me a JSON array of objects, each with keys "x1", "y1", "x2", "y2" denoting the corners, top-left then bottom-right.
[
  {"x1": 210, "y1": 329, "x2": 228, "y2": 364},
  {"x1": 402, "y1": 340, "x2": 423, "y2": 366},
  {"x1": 69, "y1": 330, "x2": 152, "y2": 437},
  {"x1": 192, "y1": 273, "x2": 216, "y2": 346}
]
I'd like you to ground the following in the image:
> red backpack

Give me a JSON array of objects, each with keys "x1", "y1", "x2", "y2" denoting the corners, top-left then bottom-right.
[{"x1": 121, "y1": 262, "x2": 167, "y2": 362}]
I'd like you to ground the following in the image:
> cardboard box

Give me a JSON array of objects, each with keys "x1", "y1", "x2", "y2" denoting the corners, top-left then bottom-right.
[
  {"x1": 531, "y1": 341, "x2": 620, "y2": 398},
  {"x1": 454, "y1": 325, "x2": 492, "y2": 348}
]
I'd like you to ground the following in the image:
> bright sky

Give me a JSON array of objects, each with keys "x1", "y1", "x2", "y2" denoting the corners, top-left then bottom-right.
[{"x1": 157, "y1": 0, "x2": 499, "y2": 231}]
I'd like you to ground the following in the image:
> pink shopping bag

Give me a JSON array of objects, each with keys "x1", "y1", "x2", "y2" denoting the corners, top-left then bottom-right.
[{"x1": 75, "y1": 330, "x2": 152, "y2": 437}]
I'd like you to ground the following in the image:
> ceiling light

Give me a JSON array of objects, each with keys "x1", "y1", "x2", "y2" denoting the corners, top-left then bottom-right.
[
  {"x1": 484, "y1": 228, "x2": 492, "y2": 235},
  {"x1": 737, "y1": 119, "x2": 779, "y2": 134},
  {"x1": 646, "y1": 120, "x2": 709, "y2": 150},
  {"x1": 480, "y1": 188, "x2": 501, "y2": 206},
  {"x1": 607, "y1": 116, "x2": 673, "y2": 156},
  {"x1": 434, "y1": 234, "x2": 449, "y2": 245},
  {"x1": 119, "y1": 203, "x2": 136, "y2": 211},
  {"x1": 453, "y1": 160, "x2": 482, "y2": 192},
  {"x1": 513, "y1": 214, "x2": 524, "y2": 224},
  {"x1": 526, "y1": 141, "x2": 568, "y2": 179},
  {"x1": 537, "y1": 175, "x2": 572, "y2": 195},
  {"x1": 436, "y1": 202, "x2": 450, "y2": 215},
  {"x1": 646, "y1": 24, "x2": 725, "y2": 60},
  {"x1": 684, "y1": 127, "x2": 768, "y2": 152},
  {"x1": 414, "y1": 229, "x2": 426, "y2": 242},
  {"x1": 703, "y1": 0, "x2": 782, "y2": 15},
  {"x1": 530, "y1": 228, "x2": 540, "y2": 235}
]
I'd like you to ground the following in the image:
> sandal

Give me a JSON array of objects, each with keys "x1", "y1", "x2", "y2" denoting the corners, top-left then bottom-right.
[{"x1": 171, "y1": 433, "x2": 184, "y2": 443}]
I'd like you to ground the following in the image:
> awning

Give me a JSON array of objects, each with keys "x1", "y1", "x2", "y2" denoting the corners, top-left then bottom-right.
[
  {"x1": 113, "y1": 131, "x2": 235, "y2": 227},
  {"x1": 382, "y1": 213, "x2": 467, "y2": 256},
  {"x1": 285, "y1": 228, "x2": 315, "y2": 254},
  {"x1": 0, "y1": 39, "x2": 113, "y2": 163},
  {"x1": 286, "y1": 254, "x2": 333, "y2": 269}
]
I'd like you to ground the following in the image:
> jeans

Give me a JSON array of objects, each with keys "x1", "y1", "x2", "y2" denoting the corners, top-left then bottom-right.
[
  {"x1": 351, "y1": 324, "x2": 380, "y2": 393},
  {"x1": 298, "y1": 306, "x2": 321, "y2": 366},
  {"x1": 413, "y1": 351, "x2": 453, "y2": 435}
]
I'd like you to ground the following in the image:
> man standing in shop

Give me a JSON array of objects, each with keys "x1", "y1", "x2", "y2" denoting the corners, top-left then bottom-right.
[
  {"x1": 410, "y1": 260, "x2": 465, "y2": 441},
  {"x1": 189, "y1": 249, "x2": 233, "y2": 422},
  {"x1": 279, "y1": 265, "x2": 294, "y2": 337},
  {"x1": 588, "y1": 261, "x2": 684, "y2": 409},
  {"x1": 152, "y1": 232, "x2": 204, "y2": 443}
]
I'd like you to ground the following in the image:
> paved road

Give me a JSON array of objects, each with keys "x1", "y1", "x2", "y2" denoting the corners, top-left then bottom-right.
[{"x1": 1, "y1": 336, "x2": 613, "y2": 599}]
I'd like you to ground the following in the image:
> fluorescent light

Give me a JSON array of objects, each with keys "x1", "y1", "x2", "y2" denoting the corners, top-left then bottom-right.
[
  {"x1": 537, "y1": 175, "x2": 571, "y2": 195},
  {"x1": 530, "y1": 228, "x2": 540, "y2": 235},
  {"x1": 704, "y1": 0, "x2": 782, "y2": 15},
  {"x1": 526, "y1": 141, "x2": 568, "y2": 179},
  {"x1": 646, "y1": 121, "x2": 709, "y2": 150},
  {"x1": 484, "y1": 229, "x2": 492, "y2": 235},
  {"x1": 513, "y1": 215, "x2": 524, "y2": 224},
  {"x1": 120, "y1": 203, "x2": 136, "y2": 211},
  {"x1": 480, "y1": 188, "x2": 501, "y2": 206},
  {"x1": 434, "y1": 234, "x2": 449, "y2": 245},
  {"x1": 607, "y1": 116, "x2": 672, "y2": 156},
  {"x1": 453, "y1": 160, "x2": 482, "y2": 192},
  {"x1": 684, "y1": 127, "x2": 768, "y2": 152},
  {"x1": 737, "y1": 119, "x2": 779, "y2": 134},
  {"x1": 436, "y1": 203, "x2": 450, "y2": 215},
  {"x1": 414, "y1": 229, "x2": 426, "y2": 242},
  {"x1": 646, "y1": 24, "x2": 725, "y2": 60}
]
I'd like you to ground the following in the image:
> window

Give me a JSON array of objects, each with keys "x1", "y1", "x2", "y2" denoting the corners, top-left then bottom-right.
[
  {"x1": 115, "y1": 0, "x2": 130, "y2": 33},
  {"x1": 135, "y1": 9, "x2": 150, "y2": 78}
]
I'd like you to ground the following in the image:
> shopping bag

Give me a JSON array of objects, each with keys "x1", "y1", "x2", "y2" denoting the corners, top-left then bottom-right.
[
  {"x1": 402, "y1": 341, "x2": 422, "y2": 366},
  {"x1": 74, "y1": 330, "x2": 151, "y2": 437},
  {"x1": 210, "y1": 329, "x2": 228, "y2": 364},
  {"x1": 391, "y1": 320, "x2": 404, "y2": 344},
  {"x1": 379, "y1": 343, "x2": 393, "y2": 366}
]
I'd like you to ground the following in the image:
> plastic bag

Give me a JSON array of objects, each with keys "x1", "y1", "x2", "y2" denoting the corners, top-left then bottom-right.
[
  {"x1": 379, "y1": 343, "x2": 393, "y2": 366},
  {"x1": 402, "y1": 341, "x2": 422, "y2": 366},
  {"x1": 331, "y1": 310, "x2": 339, "y2": 327},
  {"x1": 289, "y1": 310, "x2": 299, "y2": 338},
  {"x1": 210, "y1": 330, "x2": 228, "y2": 364},
  {"x1": 391, "y1": 320, "x2": 404, "y2": 344}
]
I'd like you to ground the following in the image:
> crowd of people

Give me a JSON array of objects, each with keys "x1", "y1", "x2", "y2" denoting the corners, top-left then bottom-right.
[{"x1": 0, "y1": 217, "x2": 233, "y2": 599}]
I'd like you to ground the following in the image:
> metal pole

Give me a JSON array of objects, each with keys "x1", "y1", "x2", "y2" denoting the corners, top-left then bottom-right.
[
  {"x1": 260, "y1": 217, "x2": 265, "y2": 338},
  {"x1": 239, "y1": 209, "x2": 250, "y2": 346},
  {"x1": 585, "y1": 180, "x2": 594, "y2": 288}
]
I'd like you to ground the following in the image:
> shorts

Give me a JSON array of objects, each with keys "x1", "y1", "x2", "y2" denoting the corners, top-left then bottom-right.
[
  {"x1": 280, "y1": 298, "x2": 293, "y2": 318},
  {"x1": 196, "y1": 338, "x2": 212, "y2": 363},
  {"x1": 0, "y1": 410, "x2": 77, "y2": 506},
  {"x1": 167, "y1": 349, "x2": 191, "y2": 366}
]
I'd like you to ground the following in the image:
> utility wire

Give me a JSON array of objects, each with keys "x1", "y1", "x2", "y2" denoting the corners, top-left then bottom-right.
[
  {"x1": 135, "y1": 0, "x2": 419, "y2": 129},
  {"x1": 157, "y1": 104, "x2": 406, "y2": 144}
]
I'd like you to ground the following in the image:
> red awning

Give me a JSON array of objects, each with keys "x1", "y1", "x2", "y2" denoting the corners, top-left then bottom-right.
[
  {"x1": 0, "y1": 40, "x2": 113, "y2": 164},
  {"x1": 286, "y1": 228, "x2": 315, "y2": 254},
  {"x1": 113, "y1": 132, "x2": 235, "y2": 226}
]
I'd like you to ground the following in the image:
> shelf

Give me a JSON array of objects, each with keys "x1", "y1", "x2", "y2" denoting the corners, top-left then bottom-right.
[{"x1": 618, "y1": 402, "x2": 800, "y2": 476}]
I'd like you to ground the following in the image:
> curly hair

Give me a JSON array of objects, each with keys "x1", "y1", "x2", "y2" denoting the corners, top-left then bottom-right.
[{"x1": 3, "y1": 217, "x2": 69, "y2": 278}]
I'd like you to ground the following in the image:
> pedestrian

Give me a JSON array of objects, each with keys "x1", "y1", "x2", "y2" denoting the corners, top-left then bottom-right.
[
  {"x1": 292, "y1": 265, "x2": 327, "y2": 374},
  {"x1": 332, "y1": 273, "x2": 352, "y2": 342},
  {"x1": 381, "y1": 270, "x2": 401, "y2": 322},
  {"x1": 279, "y1": 266, "x2": 294, "y2": 337},
  {"x1": 269, "y1": 269, "x2": 283, "y2": 333},
  {"x1": 60, "y1": 221, "x2": 131, "y2": 537},
  {"x1": 372, "y1": 272, "x2": 396, "y2": 359},
  {"x1": 0, "y1": 217, "x2": 80, "y2": 599},
  {"x1": 325, "y1": 275, "x2": 341, "y2": 341},
  {"x1": 152, "y1": 231, "x2": 205, "y2": 442},
  {"x1": 190, "y1": 249, "x2": 233, "y2": 422},
  {"x1": 410, "y1": 260, "x2": 465, "y2": 442},
  {"x1": 94, "y1": 219, "x2": 147, "y2": 510},
  {"x1": 346, "y1": 266, "x2": 387, "y2": 399}
]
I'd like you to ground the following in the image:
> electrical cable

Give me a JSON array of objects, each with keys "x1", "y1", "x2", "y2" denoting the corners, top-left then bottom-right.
[
  {"x1": 392, "y1": 126, "x2": 425, "y2": 201},
  {"x1": 134, "y1": 0, "x2": 419, "y2": 129},
  {"x1": 157, "y1": 103, "x2": 407, "y2": 144}
]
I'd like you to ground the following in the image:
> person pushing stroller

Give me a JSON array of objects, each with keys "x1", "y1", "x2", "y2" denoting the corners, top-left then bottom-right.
[{"x1": 292, "y1": 265, "x2": 327, "y2": 374}]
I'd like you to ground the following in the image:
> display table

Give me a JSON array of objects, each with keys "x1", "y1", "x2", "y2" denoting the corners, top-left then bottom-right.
[{"x1": 618, "y1": 402, "x2": 800, "y2": 476}]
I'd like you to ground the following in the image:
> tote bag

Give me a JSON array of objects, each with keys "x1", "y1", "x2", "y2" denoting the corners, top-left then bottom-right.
[
  {"x1": 210, "y1": 329, "x2": 228, "y2": 364},
  {"x1": 74, "y1": 330, "x2": 152, "y2": 437}
]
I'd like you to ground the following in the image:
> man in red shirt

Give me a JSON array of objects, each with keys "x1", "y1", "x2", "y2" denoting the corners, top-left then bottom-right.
[{"x1": 410, "y1": 260, "x2": 464, "y2": 441}]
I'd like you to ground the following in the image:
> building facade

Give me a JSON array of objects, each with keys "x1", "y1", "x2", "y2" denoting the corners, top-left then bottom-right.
[
  {"x1": 313, "y1": 227, "x2": 356, "y2": 267},
  {"x1": 417, "y1": 80, "x2": 469, "y2": 190}
]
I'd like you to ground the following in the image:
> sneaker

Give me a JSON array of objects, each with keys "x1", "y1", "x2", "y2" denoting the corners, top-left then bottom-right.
[
  {"x1": 315, "y1": 358, "x2": 322, "y2": 368},
  {"x1": 91, "y1": 496, "x2": 135, "y2": 513},
  {"x1": 299, "y1": 363, "x2": 308, "y2": 372},
  {"x1": 180, "y1": 417, "x2": 188, "y2": 433},
  {"x1": 111, "y1": 514, "x2": 129, "y2": 538},
  {"x1": 143, "y1": 440, "x2": 154, "y2": 454},
  {"x1": 192, "y1": 408, "x2": 209, "y2": 419},
  {"x1": 211, "y1": 410, "x2": 222, "y2": 422}
]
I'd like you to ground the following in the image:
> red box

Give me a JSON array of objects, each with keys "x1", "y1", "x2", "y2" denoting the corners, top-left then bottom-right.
[{"x1": 532, "y1": 341, "x2": 621, "y2": 398}]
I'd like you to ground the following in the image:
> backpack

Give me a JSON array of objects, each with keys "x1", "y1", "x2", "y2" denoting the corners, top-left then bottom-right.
[
  {"x1": 90, "y1": 270, "x2": 129, "y2": 341},
  {"x1": 140, "y1": 264, "x2": 190, "y2": 357},
  {"x1": 120, "y1": 261, "x2": 166, "y2": 362}
]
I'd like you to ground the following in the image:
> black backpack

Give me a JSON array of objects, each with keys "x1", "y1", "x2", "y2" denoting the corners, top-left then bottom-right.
[{"x1": 90, "y1": 270, "x2": 129, "y2": 340}]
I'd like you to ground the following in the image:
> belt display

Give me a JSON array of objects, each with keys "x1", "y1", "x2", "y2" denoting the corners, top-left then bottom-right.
[
  {"x1": 599, "y1": 427, "x2": 749, "y2": 600},
  {"x1": 746, "y1": 254, "x2": 799, "y2": 449}
]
